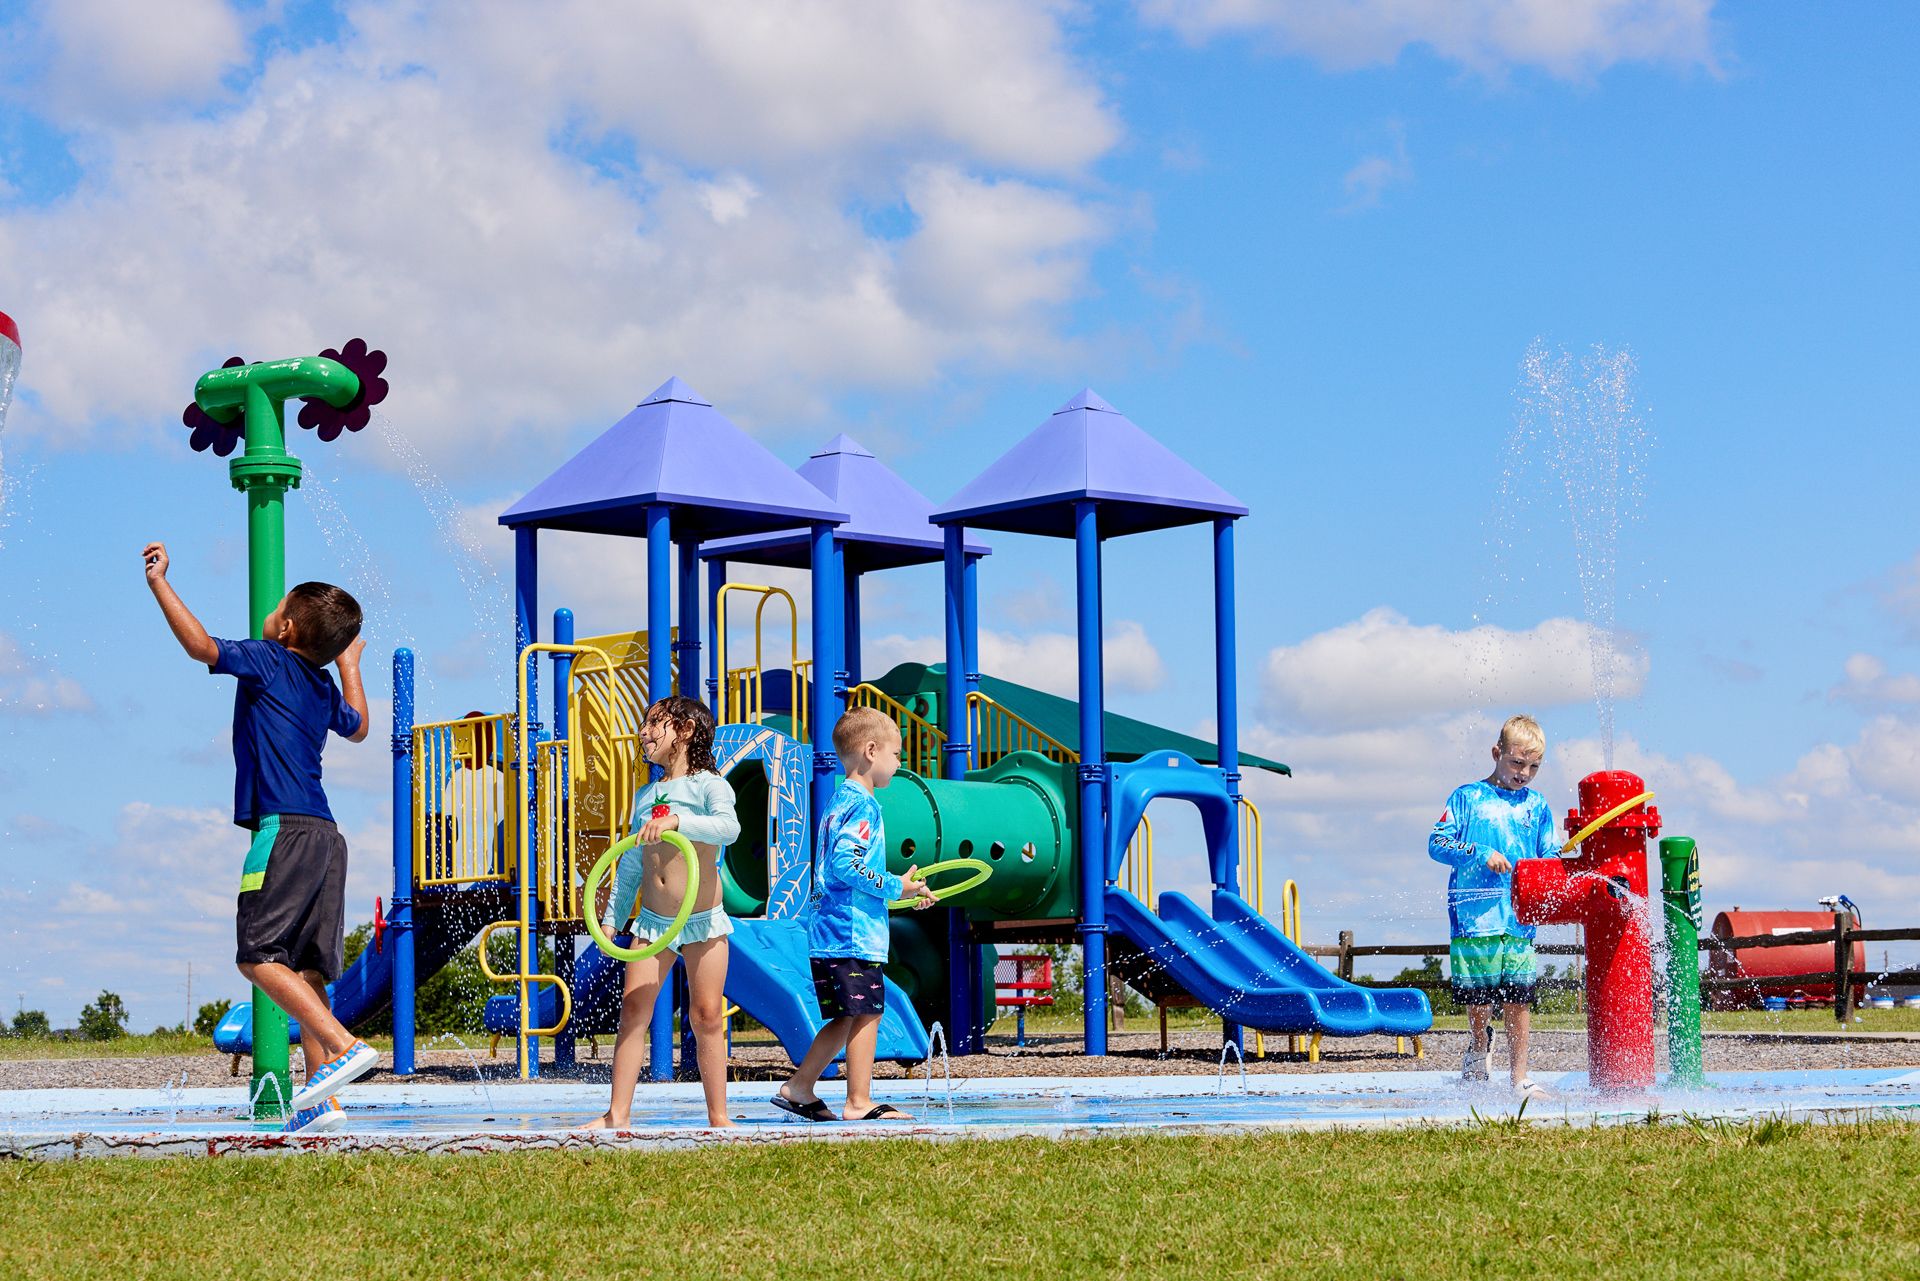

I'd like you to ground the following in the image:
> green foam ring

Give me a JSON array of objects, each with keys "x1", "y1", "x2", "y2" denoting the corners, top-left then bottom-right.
[
  {"x1": 582, "y1": 828, "x2": 701, "y2": 962},
  {"x1": 889, "y1": 857, "x2": 993, "y2": 910}
]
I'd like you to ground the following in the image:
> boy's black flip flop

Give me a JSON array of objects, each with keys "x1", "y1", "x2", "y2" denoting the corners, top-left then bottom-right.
[
  {"x1": 769, "y1": 1094, "x2": 835, "y2": 1123},
  {"x1": 857, "y1": 1104, "x2": 911, "y2": 1121}
]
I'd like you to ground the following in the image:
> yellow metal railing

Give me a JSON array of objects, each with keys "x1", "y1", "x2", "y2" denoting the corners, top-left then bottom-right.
[
  {"x1": 483, "y1": 641, "x2": 630, "y2": 1078},
  {"x1": 413, "y1": 713, "x2": 516, "y2": 888},
  {"x1": 967, "y1": 691, "x2": 1073, "y2": 767},
  {"x1": 847, "y1": 683, "x2": 947, "y2": 776},
  {"x1": 716, "y1": 583, "x2": 809, "y2": 740},
  {"x1": 1121, "y1": 814, "x2": 1155, "y2": 905}
]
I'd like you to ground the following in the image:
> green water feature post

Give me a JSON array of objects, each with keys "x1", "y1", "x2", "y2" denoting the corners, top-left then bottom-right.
[
  {"x1": 183, "y1": 343, "x2": 388, "y2": 1119},
  {"x1": 1659, "y1": 836, "x2": 1706, "y2": 1089}
]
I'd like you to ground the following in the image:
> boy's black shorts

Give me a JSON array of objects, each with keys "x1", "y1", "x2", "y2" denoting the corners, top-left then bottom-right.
[
  {"x1": 235, "y1": 814, "x2": 349, "y2": 981},
  {"x1": 811, "y1": 956, "x2": 886, "y2": 1019}
]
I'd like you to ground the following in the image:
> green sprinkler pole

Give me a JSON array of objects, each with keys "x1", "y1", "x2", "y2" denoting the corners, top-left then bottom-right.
[
  {"x1": 191, "y1": 356, "x2": 368, "y2": 1119},
  {"x1": 1659, "y1": 836, "x2": 1706, "y2": 1089}
]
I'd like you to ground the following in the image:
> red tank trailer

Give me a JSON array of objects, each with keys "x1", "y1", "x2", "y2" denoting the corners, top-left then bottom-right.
[
  {"x1": 1513, "y1": 770, "x2": 1660, "y2": 1093},
  {"x1": 1707, "y1": 910, "x2": 1866, "y2": 1009}
]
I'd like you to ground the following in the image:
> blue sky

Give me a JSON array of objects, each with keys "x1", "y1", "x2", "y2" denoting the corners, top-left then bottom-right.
[{"x1": 2, "y1": 2, "x2": 1916, "y2": 1026}]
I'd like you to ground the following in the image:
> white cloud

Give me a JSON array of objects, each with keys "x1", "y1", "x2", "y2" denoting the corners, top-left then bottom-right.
[
  {"x1": 1338, "y1": 122, "x2": 1411, "y2": 212},
  {"x1": 0, "y1": 2, "x2": 1121, "y2": 472},
  {"x1": 1261, "y1": 607, "x2": 1646, "y2": 730},
  {"x1": 1138, "y1": 0, "x2": 1722, "y2": 79},
  {"x1": 0, "y1": 630, "x2": 97, "y2": 715},
  {"x1": 866, "y1": 620, "x2": 1168, "y2": 699},
  {"x1": 23, "y1": 0, "x2": 250, "y2": 120},
  {"x1": 1829, "y1": 653, "x2": 1920, "y2": 709}
]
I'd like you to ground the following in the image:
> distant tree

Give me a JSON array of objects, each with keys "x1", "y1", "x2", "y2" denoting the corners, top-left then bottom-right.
[
  {"x1": 10, "y1": 1009, "x2": 51, "y2": 1038},
  {"x1": 77, "y1": 991, "x2": 130, "y2": 1041},
  {"x1": 194, "y1": 1000, "x2": 234, "y2": 1038},
  {"x1": 1387, "y1": 956, "x2": 1458, "y2": 1015}
]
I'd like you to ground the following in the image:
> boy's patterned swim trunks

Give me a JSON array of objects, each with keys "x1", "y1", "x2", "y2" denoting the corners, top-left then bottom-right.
[
  {"x1": 810, "y1": 956, "x2": 885, "y2": 1018},
  {"x1": 1449, "y1": 934, "x2": 1537, "y2": 1006}
]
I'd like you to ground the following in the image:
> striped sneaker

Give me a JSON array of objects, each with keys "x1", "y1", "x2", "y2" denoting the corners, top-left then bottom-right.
[
  {"x1": 283, "y1": 1096, "x2": 346, "y2": 1134},
  {"x1": 290, "y1": 1041, "x2": 380, "y2": 1110},
  {"x1": 1462, "y1": 1044, "x2": 1491, "y2": 1083}
]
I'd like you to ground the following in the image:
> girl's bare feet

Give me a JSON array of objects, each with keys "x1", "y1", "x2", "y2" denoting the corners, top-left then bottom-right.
[
  {"x1": 574, "y1": 1111, "x2": 627, "y2": 1131},
  {"x1": 705, "y1": 1115, "x2": 740, "y2": 1129}
]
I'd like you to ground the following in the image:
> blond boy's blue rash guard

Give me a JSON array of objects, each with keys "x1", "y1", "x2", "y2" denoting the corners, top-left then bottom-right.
[
  {"x1": 1428, "y1": 781, "x2": 1560, "y2": 939},
  {"x1": 608, "y1": 772, "x2": 741, "y2": 926},
  {"x1": 807, "y1": 779, "x2": 903, "y2": 963}
]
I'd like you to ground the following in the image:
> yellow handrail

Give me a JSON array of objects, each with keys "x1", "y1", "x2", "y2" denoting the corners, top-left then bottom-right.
[
  {"x1": 413, "y1": 712, "x2": 516, "y2": 888},
  {"x1": 496, "y1": 641, "x2": 622, "y2": 1077},
  {"x1": 1122, "y1": 814, "x2": 1154, "y2": 906},
  {"x1": 716, "y1": 583, "x2": 808, "y2": 738},
  {"x1": 966, "y1": 691, "x2": 1074, "y2": 768},
  {"x1": 847, "y1": 683, "x2": 948, "y2": 776}
]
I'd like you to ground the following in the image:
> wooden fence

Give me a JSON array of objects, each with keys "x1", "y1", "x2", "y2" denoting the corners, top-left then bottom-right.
[{"x1": 1306, "y1": 915, "x2": 1920, "y2": 1024}]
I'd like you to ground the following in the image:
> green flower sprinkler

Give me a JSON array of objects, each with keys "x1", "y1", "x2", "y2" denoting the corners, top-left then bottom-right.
[{"x1": 180, "y1": 340, "x2": 390, "y2": 1118}]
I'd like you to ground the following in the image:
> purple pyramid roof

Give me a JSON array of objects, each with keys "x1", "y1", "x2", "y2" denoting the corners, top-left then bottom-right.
[
  {"x1": 931, "y1": 389, "x2": 1246, "y2": 538},
  {"x1": 499, "y1": 378, "x2": 847, "y2": 538},
  {"x1": 701, "y1": 434, "x2": 990, "y2": 570}
]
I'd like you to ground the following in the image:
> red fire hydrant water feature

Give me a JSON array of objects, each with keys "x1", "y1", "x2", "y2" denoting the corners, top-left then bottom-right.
[{"x1": 1514, "y1": 771, "x2": 1662, "y2": 1093}]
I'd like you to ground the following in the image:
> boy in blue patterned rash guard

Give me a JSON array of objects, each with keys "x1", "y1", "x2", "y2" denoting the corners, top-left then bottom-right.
[
  {"x1": 772, "y1": 707, "x2": 934, "y2": 1122},
  {"x1": 1429, "y1": 714, "x2": 1561, "y2": 1102}
]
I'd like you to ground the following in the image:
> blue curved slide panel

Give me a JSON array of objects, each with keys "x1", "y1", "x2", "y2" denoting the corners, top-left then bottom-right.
[
  {"x1": 1105, "y1": 886, "x2": 1431, "y2": 1037},
  {"x1": 484, "y1": 916, "x2": 931, "y2": 1065}
]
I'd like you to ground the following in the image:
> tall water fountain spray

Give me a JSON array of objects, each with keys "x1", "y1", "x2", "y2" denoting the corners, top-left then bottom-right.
[
  {"x1": 1503, "y1": 342, "x2": 1652, "y2": 767},
  {"x1": 179, "y1": 338, "x2": 390, "y2": 1117},
  {"x1": 0, "y1": 311, "x2": 19, "y2": 521}
]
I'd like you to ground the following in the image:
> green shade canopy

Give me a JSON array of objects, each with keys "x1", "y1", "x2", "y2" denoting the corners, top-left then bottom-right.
[{"x1": 870, "y1": 662, "x2": 1289, "y2": 776}]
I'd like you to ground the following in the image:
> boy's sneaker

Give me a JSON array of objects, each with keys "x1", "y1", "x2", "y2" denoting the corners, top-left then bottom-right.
[
  {"x1": 283, "y1": 1096, "x2": 346, "y2": 1134},
  {"x1": 290, "y1": 1040, "x2": 380, "y2": 1110},
  {"x1": 1461, "y1": 1044, "x2": 1491, "y2": 1082}
]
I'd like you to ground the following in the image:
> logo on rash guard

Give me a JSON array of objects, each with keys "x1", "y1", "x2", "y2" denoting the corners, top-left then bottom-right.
[
  {"x1": 1438, "y1": 808, "x2": 1450, "y2": 824},
  {"x1": 855, "y1": 820, "x2": 870, "y2": 842},
  {"x1": 652, "y1": 804, "x2": 671, "y2": 819}
]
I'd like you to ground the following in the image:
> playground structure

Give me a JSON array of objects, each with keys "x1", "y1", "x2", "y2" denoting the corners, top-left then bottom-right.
[{"x1": 210, "y1": 378, "x2": 1435, "y2": 1082}]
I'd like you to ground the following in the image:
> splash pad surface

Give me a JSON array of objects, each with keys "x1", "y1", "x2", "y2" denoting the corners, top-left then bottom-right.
[{"x1": 5, "y1": 1068, "x2": 1915, "y2": 1159}]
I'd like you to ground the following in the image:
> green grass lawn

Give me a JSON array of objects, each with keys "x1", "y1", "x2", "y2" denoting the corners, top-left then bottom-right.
[
  {"x1": 0, "y1": 1033, "x2": 402, "y2": 1062},
  {"x1": 4, "y1": 1122, "x2": 1916, "y2": 1279}
]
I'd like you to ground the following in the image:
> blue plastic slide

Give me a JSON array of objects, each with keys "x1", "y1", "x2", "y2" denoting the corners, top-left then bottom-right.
[
  {"x1": 1105, "y1": 885, "x2": 1431, "y2": 1036},
  {"x1": 482, "y1": 916, "x2": 931, "y2": 1064}
]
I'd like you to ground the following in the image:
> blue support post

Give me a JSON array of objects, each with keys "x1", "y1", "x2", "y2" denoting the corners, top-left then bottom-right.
[
  {"x1": 677, "y1": 539, "x2": 701, "y2": 698},
  {"x1": 513, "y1": 528, "x2": 541, "y2": 1076},
  {"x1": 1212, "y1": 518, "x2": 1244, "y2": 1054},
  {"x1": 941, "y1": 527, "x2": 970, "y2": 781},
  {"x1": 843, "y1": 567, "x2": 862, "y2": 689},
  {"x1": 808, "y1": 522, "x2": 841, "y2": 831},
  {"x1": 1075, "y1": 500, "x2": 1109, "y2": 1055},
  {"x1": 551, "y1": 608, "x2": 577, "y2": 1071},
  {"x1": 707, "y1": 557, "x2": 726, "y2": 714},
  {"x1": 940, "y1": 526, "x2": 982, "y2": 1052},
  {"x1": 389, "y1": 648, "x2": 417, "y2": 1076},
  {"x1": 646, "y1": 505, "x2": 676, "y2": 1081}
]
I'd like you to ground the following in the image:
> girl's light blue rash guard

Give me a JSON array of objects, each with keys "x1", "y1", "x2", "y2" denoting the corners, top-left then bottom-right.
[
  {"x1": 807, "y1": 779, "x2": 904, "y2": 963},
  {"x1": 609, "y1": 772, "x2": 741, "y2": 926},
  {"x1": 1428, "y1": 780, "x2": 1560, "y2": 939}
]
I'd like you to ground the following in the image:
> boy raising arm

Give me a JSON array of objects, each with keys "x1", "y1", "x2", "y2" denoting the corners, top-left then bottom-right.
[{"x1": 144, "y1": 542, "x2": 379, "y2": 1132}]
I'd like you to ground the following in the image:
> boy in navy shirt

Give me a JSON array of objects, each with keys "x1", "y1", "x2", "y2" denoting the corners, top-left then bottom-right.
[
  {"x1": 772, "y1": 707, "x2": 933, "y2": 1122},
  {"x1": 1428, "y1": 714, "x2": 1560, "y2": 1101},
  {"x1": 144, "y1": 542, "x2": 378, "y2": 1132}
]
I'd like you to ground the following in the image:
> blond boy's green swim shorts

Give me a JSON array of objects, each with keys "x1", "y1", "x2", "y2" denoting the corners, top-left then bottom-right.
[{"x1": 1449, "y1": 934, "x2": 1537, "y2": 1006}]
